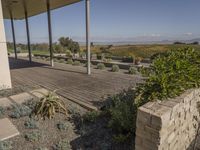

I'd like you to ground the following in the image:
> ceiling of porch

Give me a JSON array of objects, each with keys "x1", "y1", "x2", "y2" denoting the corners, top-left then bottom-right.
[{"x1": 2, "y1": 0, "x2": 81, "y2": 20}]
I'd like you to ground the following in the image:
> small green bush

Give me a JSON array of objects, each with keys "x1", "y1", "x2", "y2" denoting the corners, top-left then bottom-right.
[
  {"x1": 10, "y1": 104, "x2": 32, "y2": 119},
  {"x1": 0, "y1": 141, "x2": 13, "y2": 150},
  {"x1": 128, "y1": 67, "x2": 137, "y2": 75},
  {"x1": 24, "y1": 119, "x2": 39, "y2": 129},
  {"x1": 58, "y1": 59, "x2": 65, "y2": 63},
  {"x1": 57, "y1": 122, "x2": 70, "y2": 131},
  {"x1": 108, "y1": 89, "x2": 136, "y2": 143},
  {"x1": 83, "y1": 111, "x2": 100, "y2": 123},
  {"x1": 53, "y1": 138, "x2": 70, "y2": 150},
  {"x1": 66, "y1": 59, "x2": 73, "y2": 64},
  {"x1": 25, "y1": 131, "x2": 41, "y2": 142},
  {"x1": 72, "y1": 61, "x2": 81, "y2": 66},
  {"x1": 97, "y1": 63, "x2": 105, "y2": 70},
  {"x1": 111, "y1": 65, "x2": 120, "y2": 72}
]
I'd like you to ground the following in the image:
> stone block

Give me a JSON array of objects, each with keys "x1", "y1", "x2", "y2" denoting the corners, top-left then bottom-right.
[
  {"x1": 30, "y1": 88, "x2": 49, "y2": 99},
  {"x1": 10, "y1": 92, "x2": 33, "y2": 104},
  {"x1": 0, "y1": 118, "x2": 19, "y2": 141},
  {"x1": 0, "y1": 98, "x2": 13, "y2": 108}
]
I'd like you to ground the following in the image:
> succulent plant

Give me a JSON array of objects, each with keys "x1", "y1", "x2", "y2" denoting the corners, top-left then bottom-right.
[
  {"x1": 97, "y1": 63, "x2": 105, "y2": 70},
  {"x1": 10, "y1": 104, "x2": 32, "y2": 119},
  {"x1": 128, "y1": 66, "x2": 137, "y2": 75},
  {"x1": 24, "y1": 119, "x2": 39, "y2": 129},
  {"x1": 53, "y1": 138, "x2": 71, "y2": 150},
  {"x1": 57, "y1": 122, "x2": 70, "y2": 131},
  {"x1": 25, "y1": 131, "x2": 41, "y2": 142},
  {"x1": 34, "y1": 91, "x2": 68, "y2": 120},
  {"x1": 0, "y1": 141, "x2": 13, "y2": 150}
]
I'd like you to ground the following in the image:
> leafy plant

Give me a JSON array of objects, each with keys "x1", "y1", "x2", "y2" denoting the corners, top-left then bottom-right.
[
  {"x1": 111, "y1": 65, "x2": 119, "y2": 72},
  {"x1": 24, "y1": 119, "x2": 39, "y2": 129},
  {"x1": 97, "y1": 63, "x2": 105, "y2": 70},
  {"x1": 58, "y1": 59, "x2": 65, "y2": 63},
  {"x1": 72, "y1": 61, "x2": 81, "y2": 66},
  {"x1": 10, "y1": 104, "x2": 32, "y2": 119},
  {"x1": 53, "y1": 138, "x2": 71, "y2": 150},
  {"x1": 128, "y1": 67, "x2": 137, "y2": 75},
  {"x1": 33, "y1": 91, "x2": 68, "y2": 119},
  {"x1": 108, "y1": 89, "x2": 136, "y2": 143},
  {"x1": 135, "y1": 47, "x2": 200, "y2": 106},
  {"x1": 25, "y1": 131, "x2": 41, "y2": 142},
  {"x1": 23, "y1": 100, "x2": 37, "y2": 110},
  {"x1": 83, "y1": 111, "x2": 100, "y2": 123},
  {"x1": 66, "y1": 59, "x2": 73, "y2": 64},
  {"x1": 57, "y1": 122, "x2": 70, "y2": 131},
  {"x1": 0, "y1": 141, "x2": 13, "y2": 150}
]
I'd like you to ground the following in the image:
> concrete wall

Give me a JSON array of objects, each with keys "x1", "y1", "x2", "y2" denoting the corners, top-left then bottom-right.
[
  {"x1": 0, "y1": 0, "x2": 12, "y2": 89},
  {"x1": 135, "y1": 89, "x2": 200, "y2": 150}
]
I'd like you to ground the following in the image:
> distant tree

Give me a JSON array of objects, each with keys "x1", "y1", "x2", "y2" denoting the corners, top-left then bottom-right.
[
  {"x1": 191, "y1": 41, "x2": 199, "y2": 45},
  {"x1": 174, "y1": 41, "x2": 185, "y2": 45},
  {"x1": 53, "y1": 44, "x2": 64, "y2": 53},
  {"x1": 58, "y1": 37, "x2": 80, "y2": 54},
  {"x1": 91, "y1": 42, "x2": 94, "y2": 47}
]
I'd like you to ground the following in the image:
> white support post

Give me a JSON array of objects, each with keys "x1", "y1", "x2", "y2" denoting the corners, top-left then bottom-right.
[
  {"x1": 86, "y1": 0, "x2": 91, "y2": 75},
  {"x1": 0, "y1": 0, "x2": 12, "y2": 89}
]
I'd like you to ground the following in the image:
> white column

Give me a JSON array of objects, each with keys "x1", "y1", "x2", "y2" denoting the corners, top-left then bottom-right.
[
  {"x1": 86, "y1": 0, "x2": 91, "y2": 75},
  {"x1": 0, "y1": 0, "x2": 12, "y2": 89}
]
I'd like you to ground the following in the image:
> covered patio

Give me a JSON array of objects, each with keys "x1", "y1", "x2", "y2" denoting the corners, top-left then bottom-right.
[
  {"x1": 0, "y1": 0, "x2": 141, "y2": 109},
  {"x1": 0, "y1": 0, "x2": 91, "y2": 90}
]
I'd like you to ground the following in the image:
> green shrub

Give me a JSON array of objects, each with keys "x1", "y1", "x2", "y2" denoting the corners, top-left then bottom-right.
[
  {"x1": 53, "y1": 138, "x2": 70, "y2": 150},
  {"x1": 108, "y1": 89, "x2": 136, "y2": 143},
  {"x1": 66, "y1": 59, "x2": 73, "y2": 64},
  {"x1": 10, "y1": 104, "x2": 32, "y2": 119},
  {"x1": 135, "y1": 47, "x2": 200, "y2": 106},
  {"x1": 0, "y1": 141, "x2": 13, "y2": 150},
  {"x1": 72, "y1": 61, "x2": 81, "y2": 66},
  {"x1": 23, "y1": 100, "x2": 37, "y2": 110},
  {"x1": 83, "y1": 111, "x2": 100, "y2": 123},
  {"x1": 24, "y1": 119, "x2": 39, "y2": 129},
  {"x1": 58, "y1": 59, "x2": 65, "y2": 63},
  {"x1": 97, "y1": 63, "x2": 105, "y2": 70},
  {"x1": 111, "y1": 65, "x2": 120, "y2": 72},
  {"x1": 25, "y1": 131, "x2": 41, "y2": 142},
  {"x1": 57, "y1": 122, "x2": 70, "y2": 131},
  {"x1": 128, "y1": 67, "x2": 137, "y2": 75}
]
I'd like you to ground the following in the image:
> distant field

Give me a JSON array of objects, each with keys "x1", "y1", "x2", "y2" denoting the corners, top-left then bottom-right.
[
  {"x1": 81, "y1": 44, "x2": 200, "y2": 58},
  {"x1": 8, "y1": 44, "x2": 200, "y2": 59}
]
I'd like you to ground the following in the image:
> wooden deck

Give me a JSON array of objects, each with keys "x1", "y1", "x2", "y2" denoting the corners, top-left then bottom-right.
[{"x1": 10, "y1": 57, "x2": 142, "y2": 110}]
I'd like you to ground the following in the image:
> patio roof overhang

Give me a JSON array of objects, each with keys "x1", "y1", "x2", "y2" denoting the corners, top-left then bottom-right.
[{"x1": 2, "y1": 0, "x2": 82, "y2": 20}]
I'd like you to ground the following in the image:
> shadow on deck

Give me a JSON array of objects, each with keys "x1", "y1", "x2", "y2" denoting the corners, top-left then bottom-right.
[{"x1": 9, "y1": 57, "x2": 142, "y2": 110}]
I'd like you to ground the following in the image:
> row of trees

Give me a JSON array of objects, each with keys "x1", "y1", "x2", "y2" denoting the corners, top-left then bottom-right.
[
  {"x1": 7, "y1": 37, "x2": 80, "y2": 54},
  {"x1": 174, "y1": 41, "x2": 199, "y2": 45}
]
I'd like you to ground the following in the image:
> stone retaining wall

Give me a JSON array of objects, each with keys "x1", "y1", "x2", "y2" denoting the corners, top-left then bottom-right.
[{"x1": 135, "y1": 89, "x2": 200, "y2": 150}]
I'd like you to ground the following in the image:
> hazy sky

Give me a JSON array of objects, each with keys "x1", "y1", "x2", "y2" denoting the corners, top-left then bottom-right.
[{"x1": 3, "y1": 0, "x2": 200, "y2": 43}]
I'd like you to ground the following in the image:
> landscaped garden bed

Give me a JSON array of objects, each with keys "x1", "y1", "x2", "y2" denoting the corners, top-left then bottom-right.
[{"x1": 0, "y1": 89, "x2": 133, "y2": 150}]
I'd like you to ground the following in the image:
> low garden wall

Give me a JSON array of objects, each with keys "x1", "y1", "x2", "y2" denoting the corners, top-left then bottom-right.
[{"x1": 135, "y1": 89, "x2": 200, "y2": 150}]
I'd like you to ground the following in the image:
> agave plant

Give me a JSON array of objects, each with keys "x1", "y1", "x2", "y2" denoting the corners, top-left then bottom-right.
[{"x1": 34, "y1": 91, "x2": 68, "y2": 119}]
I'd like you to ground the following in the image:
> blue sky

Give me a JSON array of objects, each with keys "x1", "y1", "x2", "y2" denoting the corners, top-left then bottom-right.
[{"x1": 4, "y1": 0, "x2": 200, "y2": 43}]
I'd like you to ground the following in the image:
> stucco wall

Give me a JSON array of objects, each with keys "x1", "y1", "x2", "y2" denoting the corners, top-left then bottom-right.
[
  {"x1": 135, "y1": 89, "x2": 200, "y2": 150},
  {"x1": 0, "y1": 0, "x2": 12, "y2": 89}
]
